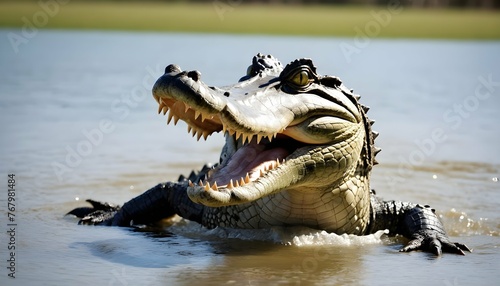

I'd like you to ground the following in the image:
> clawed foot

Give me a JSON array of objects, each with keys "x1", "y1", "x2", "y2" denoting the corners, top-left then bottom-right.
[
  {"x1": 67, "y1": 199, "x2": 120, "y2": 225},
  {"x1": 399, "y1": 230, "x2": 471, "y2": 256}
]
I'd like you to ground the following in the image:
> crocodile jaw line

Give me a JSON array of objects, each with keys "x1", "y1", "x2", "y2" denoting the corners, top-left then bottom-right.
[{"x1": 154, "y1": 95, "x2": 321, "y2": 207}]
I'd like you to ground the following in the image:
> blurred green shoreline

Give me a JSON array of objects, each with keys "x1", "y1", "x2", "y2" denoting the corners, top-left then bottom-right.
[{"x1": 1, "y1": 1, "x2": 499, "y2": 39}]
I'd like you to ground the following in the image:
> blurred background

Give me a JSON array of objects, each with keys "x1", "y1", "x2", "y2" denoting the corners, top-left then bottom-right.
[
  {"x1": 1, "y1": 0, "x2": 499, "y2": 39},
  {"x1": 1, "y1": 1, "x2": 499, "y2": 285}
]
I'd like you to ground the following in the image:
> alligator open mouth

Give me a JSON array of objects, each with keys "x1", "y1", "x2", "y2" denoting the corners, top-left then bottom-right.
[
  {"x1": 151, "y1": 56, "x2": 364, "y2": 207},
  {"x1": 154, "y1": 95, "x2": 312, "y2": 196}
]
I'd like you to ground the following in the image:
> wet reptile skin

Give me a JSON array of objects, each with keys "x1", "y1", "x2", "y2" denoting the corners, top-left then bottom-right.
[{"x1": 69, "y1": 54, "x2": 470, "y2": 256}]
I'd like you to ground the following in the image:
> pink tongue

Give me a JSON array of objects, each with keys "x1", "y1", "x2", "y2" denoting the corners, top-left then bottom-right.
[{"x1": 211, "y1": 143, "x2": 289, "y2": 186}]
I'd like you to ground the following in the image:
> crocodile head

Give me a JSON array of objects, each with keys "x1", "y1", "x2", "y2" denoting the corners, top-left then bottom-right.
[{"x1": 153, "y1": 53, "x2": 378, "y2": 208}]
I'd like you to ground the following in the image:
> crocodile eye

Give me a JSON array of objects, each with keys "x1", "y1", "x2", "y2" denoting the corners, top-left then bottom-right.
[{"x1": 291, "y1": 70, "x2": 310, "y2": 86}]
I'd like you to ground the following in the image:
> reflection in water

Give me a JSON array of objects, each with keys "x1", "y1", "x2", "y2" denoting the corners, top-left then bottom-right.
[{"x1": 73, "y1": 221, "x2": 385, "y2": 285}]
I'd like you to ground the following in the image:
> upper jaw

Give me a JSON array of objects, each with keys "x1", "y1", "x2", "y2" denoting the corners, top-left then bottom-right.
[
  {"x1": 152, "y1": 62, "x2": 291, "y2": 142},
  {"x1": 152, "y1": 61, "x2": 361, "y2": 144}
]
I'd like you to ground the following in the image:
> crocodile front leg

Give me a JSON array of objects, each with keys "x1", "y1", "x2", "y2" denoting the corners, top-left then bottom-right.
[
  {"x1": 68, "y1": 166, "x2": 213, "y2": 226},
  {"x1": 368, "y1": 191, "x2": 471, "y2": 256},
  {"x1": 68, "y1": 181, "x2": 204, "y2": 226}
]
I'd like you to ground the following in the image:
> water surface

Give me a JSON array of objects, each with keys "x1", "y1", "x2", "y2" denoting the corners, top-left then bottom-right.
[{"x1": 0, "y1": 30, "x2": 499, "y2": 285}]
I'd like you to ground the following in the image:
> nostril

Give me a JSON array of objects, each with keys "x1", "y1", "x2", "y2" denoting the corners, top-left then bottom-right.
[
  {"x1": 165, "y1": 64, "x2": 181, "y2": 74},
  {"x1": 187, "y1": 70, "x2": 201, "y2": 81}
]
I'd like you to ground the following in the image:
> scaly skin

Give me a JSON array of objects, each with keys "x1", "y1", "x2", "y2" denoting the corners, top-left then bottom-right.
[{"x1": 69, "y1": 54, "x2": 470, "y2": 256}]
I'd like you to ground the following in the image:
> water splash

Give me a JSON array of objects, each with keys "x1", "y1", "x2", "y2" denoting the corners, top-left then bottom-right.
[
  {"x1": 289, "y1": 229, "x2": 389, "y2": 247},
  {"x1": 168, "y1": 219, "x2": 389, "y2": 247},
  {"x1": 441, "y1": 208, "x2": 499, "y2": 237}
]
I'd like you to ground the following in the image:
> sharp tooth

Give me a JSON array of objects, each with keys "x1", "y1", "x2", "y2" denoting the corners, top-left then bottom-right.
[
  {"x1": 194, "y1": 110, "x2": 201, "y2": 120},
  {"x1": 196, "y1": 132, "x2": 203, "y2": 141},
  {"x1": 198, "y1": 180, "x2": 204, "y2": 186},
  {"x1": 173, "y1": 115, "x2": 180, "y2": 125},
  {"x1": 204, "y1": 182, "x2": 211, "y2": 191},
  {"x1": 188, "y1": 180, "x2": 194, "y2": 187},
  {"x1": 227, "y1": 179, "x2": 234, "y2": 189},
  {"x1": 184, "y1": 104, "x2": 190, "y2": 113},
  {"x1": 211, "y1": 182, "x2": 218, "y2": 190},
  {"x1": 244, "y1": 173, "x2": 250, "y2": 184},
  {"x1": 167, "y1": 111, "x2": 174, "y2": 125},
  {"x1": 267, "y1": 135, "x2": 273, "y2": 142},
  {"x1": 256, "y1": 134, "x2": 263, "y2": 144},
  {"x1": 242, "y1": 134, "x2": 248, "y2": 144},
  {"x1": 234, "y1": 180, "x2": 240, "y2": 188},
  {"x1": 243, "y1": 133, "x2": 251, "y2": 144},
  {"x1": 157, "y1": 103, "x2": 163, "y2": 114},
  {"x1": 275, "y1": 158, "x2": 280, "y2": 167},
  {"x1": 162, "y1": 106, "x2": 169, "y2": 115},
  {"x1": 207, "y1": 168, "x2": 214, "y2": 178},
  {"x1": 202, "y1": 131, "x2": 210, "y2": 140},
  {"x1": 260, "y1": 169, "x2": 265, "y2": 177},
  {"x1": 222, "y1": 125, "x2": 227, "y2": 135},
  {"x1": 239, "y1": 177, "x2": 245, "y2": 186},
  {"x1": 187, "y1": 125, "x2": 192, "y2": 133},
  {"x1": 200, "y1": 113, "x2": 206, "y2": 122},
  {"x1": 235, "y1": 131, "x2": 242, "y2": 141}
]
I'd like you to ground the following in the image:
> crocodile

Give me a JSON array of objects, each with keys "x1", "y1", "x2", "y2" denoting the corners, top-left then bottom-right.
[{"x1": 69, "y1": 53, "x2": 470, "y2": 256}]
